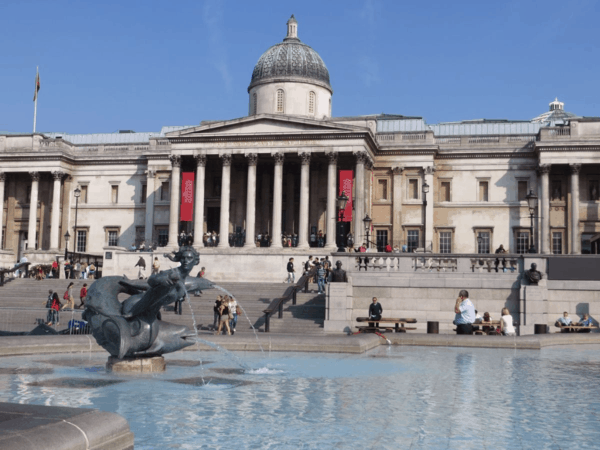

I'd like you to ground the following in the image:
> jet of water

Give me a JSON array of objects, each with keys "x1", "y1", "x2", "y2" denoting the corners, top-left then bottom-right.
[{"x1": 183, "y1": 288, "x2": 206, "y2": 385}]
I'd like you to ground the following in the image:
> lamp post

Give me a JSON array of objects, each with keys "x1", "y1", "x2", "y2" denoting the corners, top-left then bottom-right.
[
  {"x1": 363, "y1": 214, "x2": 372, "y2": 249},
  {"x1": 526, "y1": 189, "x2": 538, "y2": 253},
  {"x1": 336, "y1": 193, "x2": 349, "y2": 252},
  {"x1": 422, "y1": 182, "x2": 429, "y2": 250},
  {"x1": 73, "y1": 187, "x2": 81, "y2": 260},
  {"x1": 64, "y1": 231, "x2": 70, "y2": 262}
]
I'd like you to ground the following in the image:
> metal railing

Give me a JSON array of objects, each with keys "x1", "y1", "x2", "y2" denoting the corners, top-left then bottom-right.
[
  {"x1": 0, "y1": 307, "x2": 90, "y2": 335},
  {"x1": 0, "y1": 262, "x2": 31, "y2": 286},
  {"x1": 263, "y1": 266, "x2": 316, "y2": 332}
]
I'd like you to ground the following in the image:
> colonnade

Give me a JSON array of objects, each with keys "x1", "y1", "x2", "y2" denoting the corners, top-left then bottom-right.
[{"x1": 154, "y1": 151, "x2": 373, "y2": 250}]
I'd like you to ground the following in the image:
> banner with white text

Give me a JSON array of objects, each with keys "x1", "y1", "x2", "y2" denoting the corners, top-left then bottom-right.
[
  {"x1": 180, "y1": 172, "x2": 194, "y2": 221},
  {"x1": 339, "y1": 170, "x2": 353, "y2": 222}
]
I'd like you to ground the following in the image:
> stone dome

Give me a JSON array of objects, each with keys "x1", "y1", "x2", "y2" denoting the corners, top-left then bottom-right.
[{"x1": 248, "y1": 16, "x2": 332, "y2": 93}]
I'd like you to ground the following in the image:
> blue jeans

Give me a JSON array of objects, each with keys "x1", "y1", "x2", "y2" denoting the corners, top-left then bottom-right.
[
  {"x1": 230, "y1": 313, "x2": 238, "y2": 330},
  {"x1": 317, "y1": 277, "x2": 325, "y2": 293}
]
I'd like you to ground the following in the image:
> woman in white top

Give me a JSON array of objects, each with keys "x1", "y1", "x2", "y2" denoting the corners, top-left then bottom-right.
[
  {"x1": 228, "y1": 297, "x2": 238, "y2": 334},
  {"x1": 500, "y1": 307, "x2": 516, "y2": 336}
]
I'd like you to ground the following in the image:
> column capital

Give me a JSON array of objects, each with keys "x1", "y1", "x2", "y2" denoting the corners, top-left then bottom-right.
[
  {"x1": 365, "y1": 159, "x2": 374, "y2": 170},
  {"x1": 392, "y1": 166, "x2": 404, "y2": 175},
  {"x1": 30, "y1": 171, "x2": 40, "y2": 182},
  {"x1": 0, "y1": 172, "x2": 5, "y2": 182},
  {"x1": 246, "y1": 153, "x2": 258, "y2": 166},
  {"x1": 299, "y1": 152, "x2": 311, "y2": 165},
  {"x1": 570, "y1": 163, "x2": 582, "y2": 174},
  {"x1": 52, "y1": 171, "x2": 64, "y2": 180},
  {"x1": 195, "y1": 154, "x2": 207, "y2": 167},
  {"x1": 537, "y1": 164, "x2": 551, "y2": 175},
  {"x1": 220, "y1": 153, "x2": 232, "y2": 166},
  {"x1": 423, "y1": 165, "x2": 436, "y2": 175},
  {"x1": 355, "y1": 151, "x2": 369, "y2": 165},
  {"x1": 169, "y1": 155, "x2": 181, "y2": 168},
  {"x1": 273, "y1": 152, "x2": 284, "y2": 165},
  {"x1": 326, "y1": 152, "x2": 338, "y2": 164}
]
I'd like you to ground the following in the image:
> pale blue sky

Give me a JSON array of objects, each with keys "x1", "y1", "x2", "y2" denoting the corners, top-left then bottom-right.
[{"x1": 1, "y1": 0, "x2": 599, "y2": 134}]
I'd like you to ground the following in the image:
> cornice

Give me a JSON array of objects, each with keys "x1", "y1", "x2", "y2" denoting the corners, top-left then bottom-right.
[
  {"x1": 435, "y1": 152, "x2": 535, "y2": 160},
  {"x1": 536, "y1": 146, "x2": 600, "y2": 152},
  {"x1": 377, "y1": 149, "x2": 437, "y2": 156}
]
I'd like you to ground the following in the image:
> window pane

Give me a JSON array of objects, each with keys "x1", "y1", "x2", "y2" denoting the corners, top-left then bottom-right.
[
  {"x1": 477, "y1": 232, "x2": 490, "y2": 253},
  {"x1": 76, "y1": 230, "x2": 87, "y2": 253},
  {"x1": 518, "y1": 181, "x2": 527, "y2": 201},
  {"x1": 516, "y1": 231, "x2": 530, "y2": 254},
  {"x1": 376, "y1": 230, "x2": 388, "y2": 252},
  {"x1": 158, "y1": 229, "x2": 169, "y2": 247},
  {"x1": 108, "y1": 231, "x2": 118, "y2": 247},
  {"x1": 479, "y1": 182, "x2": 488, "y2": 202},
  {"x1": 141, "y1": 184, "x2": 147, "y2": 204},
  {"x1": 440, "y1": 231, "x2": 451, "y2": 253},
  {"x1": 589, "y1": 181, "x2": 599, "y2": 201},
  {"x1": 407, "y1": 230, "x2": 419, "y2": 252},
  {"x1": 161, "y1": 182, "x2": 170, "y2": 201},
  {"x1": 551, "y1": 181, "x2": 562, "y2": 201},
  {"x1": 552, "y1": 232, "x2": 562, "y2": 254}
]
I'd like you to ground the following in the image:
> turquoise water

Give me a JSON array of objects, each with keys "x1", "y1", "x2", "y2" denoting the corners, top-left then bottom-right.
[{"x1": 1, "y1": 345, "x2": 599, "y2": 449}]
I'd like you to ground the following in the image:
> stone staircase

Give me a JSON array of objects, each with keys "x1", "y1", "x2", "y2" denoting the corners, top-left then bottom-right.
[{"x1": 0, "y1": 278, "x2": 326, "y2": 335}]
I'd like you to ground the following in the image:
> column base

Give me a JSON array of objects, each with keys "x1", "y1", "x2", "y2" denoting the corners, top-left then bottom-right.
[{"x1": 296, "y1": 243, "x2": 310, "y2": 249}]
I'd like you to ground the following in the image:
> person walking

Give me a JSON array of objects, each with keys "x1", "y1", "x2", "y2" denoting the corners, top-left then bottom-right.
[
  {"x1": 135, "y1": 256, "x2": 147, "y2": 279},
  {"x1": 62, "y1": 282, "x2": 75, "y2": 310},
  {"x1": 152, "y1": 257, "x2": 160, "y2": 275},
  {"x1": 213, "y1": 295, "x2": 222, "y2": 330},
  {"x1": 51, "y1": 260, "x2": 58, "y2": 279},
  {"x1": 228, "y1": 296, "x2": 238, "y2": 334},
  {"x1": 79, "y1": 283, "x2": 88, "y2": 309},
  {"x1": 454, "y1": 289, "x2": 476, "y2": 335},
  {"x1": 215, "y1": 296, "x2": 232, "y2": 335},
  {"x1": 316, "y1": 263, "x2": 326, "y2": 294},
  {"x1": 47, "y1": 292, "x2": 61, "y2": 325},
  {"x1": 287, "y1": 258, "x2": 295, "y2": 283}
]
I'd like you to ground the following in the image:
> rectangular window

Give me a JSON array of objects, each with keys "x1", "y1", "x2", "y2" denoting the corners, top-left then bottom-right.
[
  {"x1": 141, "y1": 184, "x2": 147, "y2": 204},
  {"x1": 518, "y1": 181, "x2": 528, "y2": 201},
  {"x1": 161, "y1": 182, "x2": 170, "y2": 201},
  {"x1": 157, "y1": 228, "x2": 169, "y2": 247},
  {"x1": 408, "y1": 179, "x2": 419, "y2": 199},
  {"x1": 111, "y1": 185, "x2": 118, "y2": 203},
  {"x1": 439, "y1": 231, "x2": 452, "y2": 254},
  {"x1": 76, "y1": 230, "x2": 87, "y2": 253},
  {"x1": 440, "y1": 181, "x2": 450, "y2": 202},
  {"x1": 478, "y1": 181, "x2": 489, "y2": 202},
  {"x1": 107, "y1": 230, "x2": 118, "y2": 247},
  {"x1": 376, "y1": 230, "x2": 388, "y2": 252},
  {"x1": 552, "y1": 232, "x2": 563, "y2": 255},
  {"x1": 407, "y1": 230, "x2": 419, "y2": 252},
  {"x1": 136, "y1": 227, "x2": 145, "y2": 247},
  {"x1": 80, "y1": 185, "x2": 88, "y2": 204},
  {"x1": 477, "y1": 231, "x2": 490, "y2": 254},
  {"x1": 376, "y1": 179, "x2": 388, "y2": 200},
  {"x1": 516, "y1": 231, "x2": 530, "y2": 254}
]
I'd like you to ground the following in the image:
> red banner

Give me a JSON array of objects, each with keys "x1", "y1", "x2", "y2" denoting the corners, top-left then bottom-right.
[
  {"x1": 339, "y1": 170, "x2": 353, "y2": 222},
  {"x1": 180, "y1": 172, "x2": 194, "y2": 221}
]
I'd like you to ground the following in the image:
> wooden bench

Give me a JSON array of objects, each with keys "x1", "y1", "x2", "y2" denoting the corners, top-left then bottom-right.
[
  {"x1": 555, "y1": 325, "x2": 598, "y2": 333},
  {"x1": 355, "y1": 317, "x2": 417, "y2": 333}
]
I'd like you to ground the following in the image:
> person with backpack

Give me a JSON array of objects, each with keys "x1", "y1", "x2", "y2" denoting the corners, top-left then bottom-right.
[
  {"x1": 88, "y1": 263, "x2": 96, "y2": 280},
  {"x1": 62, "y1": 282, "x2": 75, "y2": 310}
]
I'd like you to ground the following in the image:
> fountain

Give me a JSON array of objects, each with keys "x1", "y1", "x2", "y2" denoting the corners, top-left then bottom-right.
[{"x1": 82, "y1": 245, "x2": 213, "y2": 372}]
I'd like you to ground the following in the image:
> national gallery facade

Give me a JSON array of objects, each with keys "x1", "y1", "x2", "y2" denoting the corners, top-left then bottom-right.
[{"x1": 1, "y1": 16, "x2": 600, "y2": 268}]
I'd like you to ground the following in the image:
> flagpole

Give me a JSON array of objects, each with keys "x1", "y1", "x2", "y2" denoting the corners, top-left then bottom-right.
[{"x1": 33, "y1": 67, "x2": 39, "y2": 133}]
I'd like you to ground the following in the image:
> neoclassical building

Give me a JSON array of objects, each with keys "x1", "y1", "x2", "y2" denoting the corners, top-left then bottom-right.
[{"x1": 1, "y1": 16, "x2": 599, "y2": 271}]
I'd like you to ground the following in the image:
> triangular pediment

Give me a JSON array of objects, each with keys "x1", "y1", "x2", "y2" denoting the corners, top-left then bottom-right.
[{"x1": 165, "y1": 114, "x2": 369, "y2": 138}]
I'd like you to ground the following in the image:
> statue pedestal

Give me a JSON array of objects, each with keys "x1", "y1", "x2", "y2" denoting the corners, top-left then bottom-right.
[
  {"x1": 323, "y1": 278, "x2": 353, "y2": 334},
  {"x1": 106, "y1": 356, "x2": 166, "y2": 373},
  {"x1": 519, "y1": 285, "x2": 548, "y2": 336}
]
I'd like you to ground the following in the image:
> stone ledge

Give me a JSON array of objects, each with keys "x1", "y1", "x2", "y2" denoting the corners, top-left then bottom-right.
[{"x1": 0, "y1": 403, "x2": 133, "y2": 450}]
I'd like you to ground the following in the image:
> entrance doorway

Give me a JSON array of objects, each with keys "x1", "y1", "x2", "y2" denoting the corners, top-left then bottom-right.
[
  {"x1": 18, "y1": 231, "x2": 28, "y2": 261},
  {"x1": 206, "y1": 207, "x2": 220, "y2": 234}
]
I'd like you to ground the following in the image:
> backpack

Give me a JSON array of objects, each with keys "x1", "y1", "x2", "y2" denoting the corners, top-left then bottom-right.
[
  {"x1": 305, "y1": 260, "x2": 310, "y2": 271},
  {"x1": 45, "y1": 296, "x2": 53, "y2": 308}
]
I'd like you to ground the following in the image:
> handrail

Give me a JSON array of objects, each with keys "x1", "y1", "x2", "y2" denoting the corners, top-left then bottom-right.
[
  {"x1": 0, "y1": 262, "x2": 31, "y2": 286},
  {"x1": 263, "y1": 266, "x2": 317, "y2": 332}
]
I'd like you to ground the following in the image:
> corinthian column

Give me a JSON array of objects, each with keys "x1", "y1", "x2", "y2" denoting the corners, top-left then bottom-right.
[
  {"x1": 145, "y1": 170, "x2": 156, "y2": 246},
  {"x1": 570, "y1": 164, "x2": 581, "y2": 254},
  {"x1": 50, "y1": 171, "x2": 63, "y2": 249},
  {"x1": 271, "y1": 153, "x2": 284, "y2": 248},
  {"x1": 297, "y1": 152, "x2": 311, "y2": 249},
  {"x1": 325, "y1": 152, "x2": 338, "y2": 249},
  {"x1": 28, "y1": 172, "x2": 40, "y2": 250},
  {"x1": 0, "y1": 173, "x2": 5, "y2": 249},
  {"x1": 217, "y1": 154, "x2": 232, "y2": 248},
  {"x1": 193, "y1": 155, "x2": 207, "y2": 247},
  {"x1": 167, "y1": 156, "x2": 181, "y2": 248},
  {"x1": 354, "y1": 152, "x2": 367, "y2": 246},
  {"x1": 244, "y1": 154, "x2": 258, "y2": 248},
  {"x1": 538, "y1": 164, "x2": 551, "y2": 254}
]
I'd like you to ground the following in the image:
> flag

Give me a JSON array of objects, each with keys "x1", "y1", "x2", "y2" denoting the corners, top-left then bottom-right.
[{"x1": 33, "y1": 69, "x2": 40, "y2": 102}]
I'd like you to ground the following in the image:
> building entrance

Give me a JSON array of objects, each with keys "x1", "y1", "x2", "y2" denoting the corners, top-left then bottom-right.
[{"x1": 206, "y1": 207, "x2": 220, "y2": 235}]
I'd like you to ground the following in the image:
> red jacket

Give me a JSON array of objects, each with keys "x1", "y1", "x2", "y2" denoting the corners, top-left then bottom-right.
[{"x1": 80, "y1": 287, "x2": 87, "y2": 298}]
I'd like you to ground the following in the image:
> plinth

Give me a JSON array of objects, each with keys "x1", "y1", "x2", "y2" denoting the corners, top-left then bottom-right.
[{"x1": 106, "y1": 355, "x2": 166, "y2": 373}]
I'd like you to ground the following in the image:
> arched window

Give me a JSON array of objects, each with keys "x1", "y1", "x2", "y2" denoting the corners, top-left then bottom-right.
[
  {"x1": 276, "y1": 89, "x2": 284, "y2": 113},
  {"x1": 308, "y1": 91, "x2": 315, "y2": 115},
  {"x1": 253, "y1": 93, "x2": 257, "y2": 115}
]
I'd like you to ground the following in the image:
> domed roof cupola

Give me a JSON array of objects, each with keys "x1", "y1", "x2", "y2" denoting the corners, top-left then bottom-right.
[
  {"x1": 248, "y1": 16, "x2": 332, "y2": 93},
  {"x1": 531, "y1": 98, "x2": 580, "y2": 126}
]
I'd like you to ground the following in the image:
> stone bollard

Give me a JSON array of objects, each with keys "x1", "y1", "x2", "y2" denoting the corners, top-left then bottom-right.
[
  {"x1": 534, "y1": 324, "x2": 547, "y2": 334},
  {"x1": 427, "y1": 321, "x2": 439, "y2": 334}
]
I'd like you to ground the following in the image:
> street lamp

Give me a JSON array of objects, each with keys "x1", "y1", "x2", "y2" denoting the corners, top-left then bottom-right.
[
  {"x1": 73, "y1": 187, "x2": 81, "y2": 260},
  {"x1": 526, "y1": 189, "x2": 538, "y2": 253},
  {"x1": 336, "y1": 193, "x2": 349, "y2": 252},
  {"x1": 363, "y1": 214, "x2": 372, "y2": 249},
  {"x1": 64, "y1": 231, "x2": 70, "y2": 261},
  {"x1": 422, "y1": 182, "x2": 429, "y2": 250}
]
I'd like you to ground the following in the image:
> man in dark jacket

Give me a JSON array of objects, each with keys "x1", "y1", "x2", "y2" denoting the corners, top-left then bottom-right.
[
  {"x1": 368, "y1": 297, "x2": 383, "y2": 328},
  {"x1": 287, "y1": 258, "x2": 295, "y2": 283}
]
